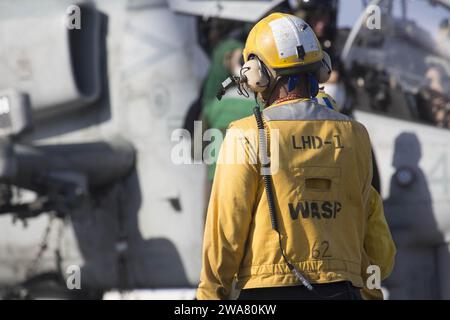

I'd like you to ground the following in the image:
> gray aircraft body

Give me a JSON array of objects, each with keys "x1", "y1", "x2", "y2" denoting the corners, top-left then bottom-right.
[
  {"x1": 0, "y1": 0, "x2": 286, "y2": 299},
  {"x1": 341, "y1": 0, "x2": 450, "y2": 299},
  {"x1": 0, "y1": 0, "x2": 212, "y2": 298}
]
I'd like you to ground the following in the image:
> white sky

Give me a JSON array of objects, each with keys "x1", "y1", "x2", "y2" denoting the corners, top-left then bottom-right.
[{"x1": 337, "y1": 0, "x2": 365, "y2": 28}]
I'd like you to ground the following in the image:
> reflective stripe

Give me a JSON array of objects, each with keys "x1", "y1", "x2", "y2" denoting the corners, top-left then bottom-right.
[
  {"x1": 311, "y1": 97, "x2": 334, "y2": 110},
  {"x1": 321, "y1": 96, "x2": 334, "y2": 110},
  {"x1": 263, "y1": 100, "x2": 350, "y2": 121}
]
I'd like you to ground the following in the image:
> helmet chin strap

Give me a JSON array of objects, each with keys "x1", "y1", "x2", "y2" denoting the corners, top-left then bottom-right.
[
  {"x1": 307, "y1": 73, "x2": 320, "y2": 98},
  {"x1": 288, "y1": 75, "x2": 301, "y2": 92}
]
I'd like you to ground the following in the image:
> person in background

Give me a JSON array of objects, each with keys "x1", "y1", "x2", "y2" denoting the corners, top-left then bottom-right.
[
  {"x1": 201, "y1": 39, "x2": 255, "y2": 182},
  {"x1": 417, "y1": 64, "x2": 450, "y2": 128}
]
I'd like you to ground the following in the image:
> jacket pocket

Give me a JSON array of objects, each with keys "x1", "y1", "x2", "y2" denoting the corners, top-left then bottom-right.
[{"x1": 291, "y1": 166, "x2": 341, "y2": 201}]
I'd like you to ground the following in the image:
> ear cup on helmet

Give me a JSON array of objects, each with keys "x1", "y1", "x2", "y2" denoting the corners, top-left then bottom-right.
[
  {"x1": 241, "y1": 58, "x2": 270, "y2": 93},
  {"x1": 316, "y1": 51, "x2": 332, "y2": 84}
]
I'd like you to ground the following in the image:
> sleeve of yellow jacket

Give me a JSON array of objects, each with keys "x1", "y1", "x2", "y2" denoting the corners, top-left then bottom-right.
[
  {"x1": 360, "y1": 186, "x2": 396, "y2": 300},
  {"x1": 197, "y1": 121, "x2": 259, "y2": 300}
]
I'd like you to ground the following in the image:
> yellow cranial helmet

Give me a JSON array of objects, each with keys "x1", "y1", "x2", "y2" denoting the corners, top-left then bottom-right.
[{"x1": 243, "y1": 12, "x2": 324, "y2": 75}]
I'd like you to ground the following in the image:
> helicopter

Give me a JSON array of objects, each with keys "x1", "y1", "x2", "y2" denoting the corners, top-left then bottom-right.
[
  {"x1": 0, "y1": 0, "x2": 289, "y2": 300},
  {"x1": 340, "y1": 0, "x2": 450, "y2": 299}
]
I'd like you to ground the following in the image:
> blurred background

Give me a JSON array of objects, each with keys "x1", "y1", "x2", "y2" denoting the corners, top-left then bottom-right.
[{"x1": 0, "y1": 0, "x2": 449, "y2": 300}]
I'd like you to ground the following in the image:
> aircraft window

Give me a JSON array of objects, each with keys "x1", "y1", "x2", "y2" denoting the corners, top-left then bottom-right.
[{"x1": 347, "y1": 0, "x2": 450, "y2": 129}]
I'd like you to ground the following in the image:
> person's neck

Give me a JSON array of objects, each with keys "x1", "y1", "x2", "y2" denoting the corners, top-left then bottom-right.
[{"x1": 266, "y1": 82, "x2": 310, "y2": 106}]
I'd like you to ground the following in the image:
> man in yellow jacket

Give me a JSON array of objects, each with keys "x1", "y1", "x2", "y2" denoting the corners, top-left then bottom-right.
[{"x1": 197, "y1": 12, "x2": 396, "y2": 300}]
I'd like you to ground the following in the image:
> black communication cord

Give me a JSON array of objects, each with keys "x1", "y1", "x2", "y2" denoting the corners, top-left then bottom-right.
[{"x1": 253, "y1": 103, "x2": 313, "y2": 291}]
